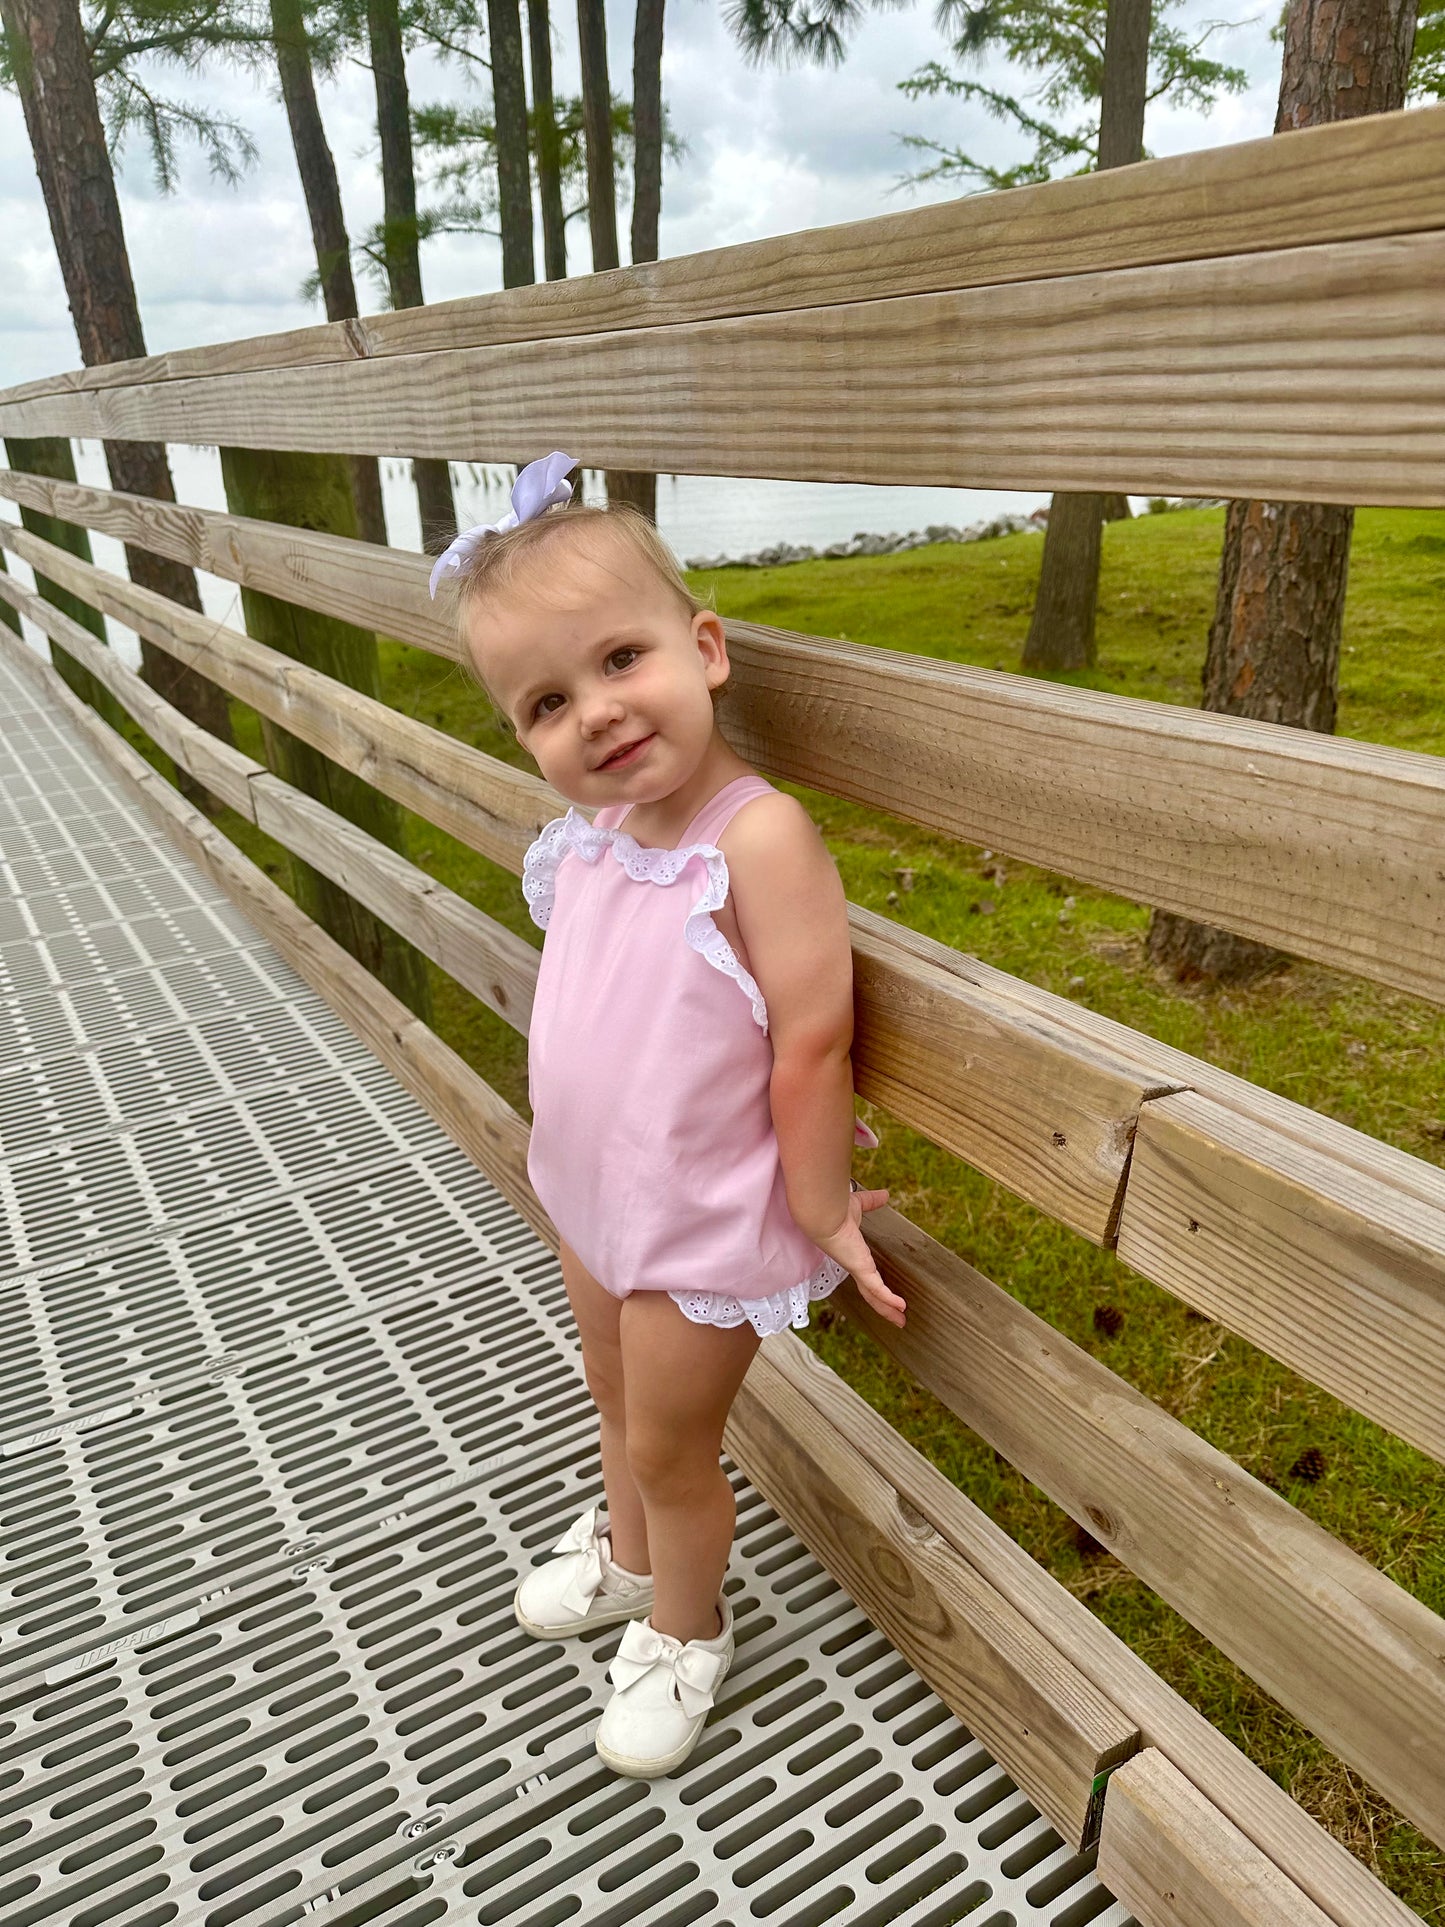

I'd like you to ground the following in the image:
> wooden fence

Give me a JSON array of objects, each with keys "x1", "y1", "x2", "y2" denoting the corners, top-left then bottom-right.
[{"x1": 3, "y1": 97, "x2": 1445, "y2": 1927}]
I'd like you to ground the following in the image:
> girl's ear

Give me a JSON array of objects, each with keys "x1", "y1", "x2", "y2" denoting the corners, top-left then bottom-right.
[{"x1": 693, "y1": 609, "x2": 730, "y2": 690}]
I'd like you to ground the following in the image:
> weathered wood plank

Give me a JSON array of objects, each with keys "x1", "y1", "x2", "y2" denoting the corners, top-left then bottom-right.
[
  {"x1": 13, "y1": 526, "x2": 1445, "y2": 1448},
  {"x1": 3, "y1": 234, "x2": 1443, "y2": 505},
  {"x1": 4, "y1": 504, "x2": 1444, "y2": 1010},
  {"x1": 10, "y1": 495, "x2": 1445, "y2": 1009},
  {"x1": 840, "y1": 1208, "x2": 1445, "y2": 1847},
  {"x1": 720, "y1": 625, "x2": 1445, "y2": 1006},
  {"x1": 726, "y1": 1344, "x2": 1140, "y2": 1850},
  {"x1": 2, "y1": 644, "x2": 546, "y2": 1242},
  {"x1": 0, "y1": 567, "x2": 264, "y2": 818},
  {"x1": 2, "y1": 107, "x2": 1442, "y2": 404},
  {"x1": 1118, "y1": 1091, "x2": 1445, "y2": 1469},
  {"x1": 248, "y1": 777, "x2": 539, "y2": 1033},
  {"x1": 1098, "y1": 1751, "x2": 1338, "y2": 1927},
  {"x1": 0, "y1": 523, "x2": 1164, "y2": 1243},
  {"x1": 2, "y1": 624, "x2": 1425, "y2": 1926},
  {"x1": 0, "y1": 518, "x2": 563, "y2": 872},
  {"x1": 0, "y1": 469, "x2": 447, "y2": 658},
  {"x1": 0, "y1": 571, "x2": 540, "y2": 1035},
  {"x1": 888, "y1": 923, "x2": 1445, "y2": 1225},
  {"x1": 849, "y1": 907, "x2": 1176, "y2": 1238},
  {"x1": 758, "y1": 1336, "x2": 1422, "y2": 1927}
]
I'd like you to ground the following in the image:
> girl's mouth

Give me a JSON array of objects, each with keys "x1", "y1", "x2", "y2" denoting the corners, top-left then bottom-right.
[{"x1": 597, "y1": 734, "x2": 655, "y2": 771}]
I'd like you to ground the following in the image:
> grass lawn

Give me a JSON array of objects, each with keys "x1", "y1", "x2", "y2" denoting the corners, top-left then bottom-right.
[{"x1": 203, "y1": 503, "x2": 1444, "y2": 1914}]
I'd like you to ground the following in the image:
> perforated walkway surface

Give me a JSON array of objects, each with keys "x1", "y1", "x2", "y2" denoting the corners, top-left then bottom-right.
[{"x1": 0, "y1": 646, "x2": 1133, "y2": 1927}]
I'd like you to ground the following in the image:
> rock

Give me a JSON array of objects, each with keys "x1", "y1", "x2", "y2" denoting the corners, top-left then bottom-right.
[{"x1": 686, "y1": 505, "x2": 1053, "y2": 570}]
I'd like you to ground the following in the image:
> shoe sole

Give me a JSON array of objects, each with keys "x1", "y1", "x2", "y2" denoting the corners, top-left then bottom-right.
[
  {"x1": 513, "y1": 1593, "x2": 655, "y2": 1641},
  {"x1": 594, "y1": 1646, "x2": 734, "y2": 1777}
]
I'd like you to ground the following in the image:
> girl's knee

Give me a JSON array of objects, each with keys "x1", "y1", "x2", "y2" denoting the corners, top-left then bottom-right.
[
  {"x1": 625, "y1": 1427, "x2": 723, "y2": 1504},
  {"x1": 583, "y1": 1357, "x2": 626, "y2": 1428}
]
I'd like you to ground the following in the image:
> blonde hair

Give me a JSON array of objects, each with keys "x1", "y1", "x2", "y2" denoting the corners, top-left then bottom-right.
[{"x1": 444, "y1": 500, "x2": 717, "y2": 712}]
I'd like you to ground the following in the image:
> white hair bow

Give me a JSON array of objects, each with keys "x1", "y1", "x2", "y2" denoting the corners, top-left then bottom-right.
[
  {"x1": 427, "y1": 449, "x2": 578, "y2": 600},
  {"x1": 607, "y1": 1618, "x2": 727, "y2": 1719},
  {"x1": 552, "y1": 1502, "x2": 607, "y2": 1617}
]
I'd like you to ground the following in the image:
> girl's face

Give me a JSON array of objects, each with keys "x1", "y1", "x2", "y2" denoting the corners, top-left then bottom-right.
[{"x1": 469, "y1": 533, "x2": 729, "y2": 810}]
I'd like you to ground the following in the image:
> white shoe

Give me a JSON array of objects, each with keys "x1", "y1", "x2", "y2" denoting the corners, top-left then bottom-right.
[
  {"x1": 514, "y1": 1505, "x2": 655, "y2": 1640},
  {"x1": 595, "y1": 1594, "x2": 734, "y2": 1777}
]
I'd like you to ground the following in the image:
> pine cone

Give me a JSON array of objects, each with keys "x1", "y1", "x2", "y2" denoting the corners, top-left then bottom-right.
[
  {"x1": 1288, "y1": 1446, "x2": 1326, "y2": 1484},
  {"x1": 1093, "y1": 1304, "x2": 1124, "y2": 1337}
]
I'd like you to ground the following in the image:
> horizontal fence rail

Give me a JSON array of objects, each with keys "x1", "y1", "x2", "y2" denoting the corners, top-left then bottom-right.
[
  {"x1": 4, "y1": 235, "x2": 1444, "y2": 504},
  {"x1": 1097, "y1": 1750, "x2": 1339, "y2": 1927},
  {"x1": 5, "y1": 609, "x2": 1445, "y2": 1861},
  {"x1": 5, "y1": 530, "x2": 1445, "y2": 1474},
  {"x1": 0, "y1": 106, "x2": 1441, "y2": 404},
  {"x1": 0, "y1": 624, "x2": 1428, "y2": 1927},
  {"x1": 4, "y1": 98, "x2": 1444, "y2": 1921},
  {"x1": 0, "y1": 554, "x2": 1172, "y2": 1246},
  {"x1": 3, "y1": 488, "x2": 1445, "y2": 1009}
]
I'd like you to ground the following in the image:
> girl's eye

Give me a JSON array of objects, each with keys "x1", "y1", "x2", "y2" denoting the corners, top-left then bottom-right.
[
  {"x1": 607, "y1": 648, "x2": 638, "y2": 672},
  {"x1": 533, "y1": 693, "x2": 564, "y2": 720}
]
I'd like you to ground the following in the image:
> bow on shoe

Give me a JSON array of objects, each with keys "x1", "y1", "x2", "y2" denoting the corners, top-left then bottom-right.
[
  {"x1": 607, "y1": 1619, "x2": 726, "y2": 1720},
  {"x1": 552, "y1": 1504, "x2": 607, "y2": 1616},
  {"x1": 427, "y1": 449, "x2": 578, "y2": 599}
]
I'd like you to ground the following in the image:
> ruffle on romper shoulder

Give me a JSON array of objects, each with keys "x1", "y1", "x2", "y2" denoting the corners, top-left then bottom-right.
[
  {"x1": 522, "y1": 809, "x2": 768, "y2": 1030},
  {"x1": 667, "y1": 1255, "x2": 848, "y2": 1338}
]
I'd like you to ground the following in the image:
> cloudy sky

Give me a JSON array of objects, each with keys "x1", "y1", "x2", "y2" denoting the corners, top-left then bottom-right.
[{"x1": 1, "y1": 0, "x2": 1286, "y2": 389}]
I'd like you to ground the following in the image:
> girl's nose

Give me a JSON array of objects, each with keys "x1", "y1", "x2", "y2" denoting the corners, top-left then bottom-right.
[{"x1": 578, "y1": 687, "x2": 625, "y2": 736}]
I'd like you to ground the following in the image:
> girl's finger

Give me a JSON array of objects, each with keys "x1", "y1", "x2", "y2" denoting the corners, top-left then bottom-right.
[
  {"x1": 856, "y1": 1187, "x2": 890, "y2": 1213},
  {"x1": 858, "y1": 1266, "x2": 907, "y2": 1319}
]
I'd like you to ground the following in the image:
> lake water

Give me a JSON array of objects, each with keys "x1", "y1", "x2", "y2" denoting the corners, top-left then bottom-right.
[{"x1": 4, "y1": 439, "x2": 1057, "y2": 668}]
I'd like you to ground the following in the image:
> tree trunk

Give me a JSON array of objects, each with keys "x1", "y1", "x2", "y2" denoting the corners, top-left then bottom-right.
[
  {"x1": 270, "y1": 0, "x2": 388, "y2": 548},
  {"x1": 631, "y1": 0, "x2": 664, "y2": 264},
  {"x1": 1146, "y1": 0, "x2": 1418, "y2": 984},
  {"x1": 576, "y1": 0, "x2": 652, "y2": 516},
  {"x1": 365, "y1": 0, "x2": 455, "y2": 550},
  {"x1": 366, "y1": 0, "x2": 454, "y2": 546},
  {"x1": 573, "y1": 0, "x2": 661, "y2": 513},
  {"x1": 617, "y1": 0, "x2": 666, "y2": 524},
  {"x1": 218, "y1": 446, "x2": 431, "y2": 1020},
  {"x1": 528, "y1": 0, "x2": 567, "y2": 280},
  {"x1": 1100, "y1": 494, "x2": 1133, "y2": 521},
  {"x1": 577, "y1": 0, "x2": 619, "y2": 272},
  {"x1": 1022, "y1": 491, "x2": 1104, "y2": 671},
  {"x1": 3, "y1": 435, "x2": 122, "y2": 726},
  {"x1": 0, "y1": 0, "x2": 234, "y2": 804},
  {"x1": 488, "y1": 0, "x2": 536, "y2": 288},
  {"x1": 1023, "y1": 0, "x2": 1150, "y2": 671}
]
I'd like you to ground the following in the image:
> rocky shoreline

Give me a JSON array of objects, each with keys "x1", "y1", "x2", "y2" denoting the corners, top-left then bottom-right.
[
  {"x1": 683, "y1": 496, "x2": 1217, "y2": 572},
  {"x1": 684, "y1": 508, "x2": 1048, "y2": 572}
]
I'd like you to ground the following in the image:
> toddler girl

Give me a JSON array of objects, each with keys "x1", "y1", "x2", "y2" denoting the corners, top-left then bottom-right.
[{"x1": 431, "y1": 451, "x2": 906, "y2": 1779}]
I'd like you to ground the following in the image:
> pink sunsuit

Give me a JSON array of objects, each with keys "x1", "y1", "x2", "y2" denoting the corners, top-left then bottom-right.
[{"x1": 522, "y1": 773, "x2": 863, "y2": 1336}]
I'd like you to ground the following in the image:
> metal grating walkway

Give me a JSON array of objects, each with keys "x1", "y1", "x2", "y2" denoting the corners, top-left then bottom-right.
[{"x1": 0, "y1": 647, "x2": 1133, "y2": 1927}]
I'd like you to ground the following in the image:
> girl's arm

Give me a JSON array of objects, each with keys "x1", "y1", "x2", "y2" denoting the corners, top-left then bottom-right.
[{"x1": 724, "y1": 795, "x2": 906, "y2": 1327}]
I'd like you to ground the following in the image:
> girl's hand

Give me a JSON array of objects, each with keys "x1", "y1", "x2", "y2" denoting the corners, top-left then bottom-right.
[{"x1": 814, "y1": 1187, "x2": 907, "y2": 1328}]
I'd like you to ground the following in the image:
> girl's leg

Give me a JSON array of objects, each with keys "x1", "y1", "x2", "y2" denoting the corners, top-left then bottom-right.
[
  {"x1": 618, "y1": 1292, "x2": 760, "y2": 1645},
  {"x1": 560, "y1": 1242, "x2": 650, "y2": 1575}
]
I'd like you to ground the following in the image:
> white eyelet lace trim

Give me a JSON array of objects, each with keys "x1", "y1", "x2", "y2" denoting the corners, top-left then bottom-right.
[
  {"x1": 523, "y1": 809, "x2": 769, "y2": 1032},
  {"x1": 667, "y1": 1256, "x2": 847, "y2": 1338}
]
